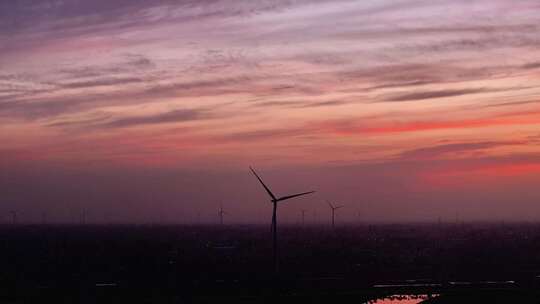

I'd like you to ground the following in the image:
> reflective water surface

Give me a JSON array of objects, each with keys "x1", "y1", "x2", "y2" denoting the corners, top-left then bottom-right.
[{"x1": 367, "y1": 294, "x2": 438, "y2": 304}]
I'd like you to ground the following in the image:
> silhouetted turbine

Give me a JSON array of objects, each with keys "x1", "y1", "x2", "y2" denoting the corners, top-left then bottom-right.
[
  {"x1": 327, "y1": 201, "x2": 344, "y2": 229},
  {"x1": 250, "y1": 166, "x2": 315, "y2": 273},
  {"x1": 9, "y1": 211, "x2": 17, "y2": 225},
  {"x1": 81, "y1": 209, "x2": 87, "y2": 225},
  {"x1": 218, "y1": 204, "x2": 227, "y2": 226},
  {"x1": 301, "y1": 210, "x2": 307, "y2": 226}
]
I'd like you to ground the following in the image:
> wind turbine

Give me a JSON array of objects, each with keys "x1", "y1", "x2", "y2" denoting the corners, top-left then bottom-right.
[
  {"x1": 80, "y1": 209, "x2": 87, "y2": 225},
  {"x1": 9, "y1": 211, "x2": 17, "y2": 225},
  {"x1": 327, "y1": 201, "x2": 344, "y2": 229},
  {"x1": 42, "y1": 211, "x2": 47, "y2": 225},
  {"x1": 301, "y1": 210, "x2": 307, "y2": 226},
  {"x1": 250, "y1": 166, "x2": 315, "y2": 273},
  {"x1": 218, "y1": 204, "x2": 227, "y2": 226}
]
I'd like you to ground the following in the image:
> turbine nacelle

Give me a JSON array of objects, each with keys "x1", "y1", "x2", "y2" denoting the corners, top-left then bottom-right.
[
  {"x1": 270, "y1": 191, "x2": 316, "y2": 204},
  {"x1": 250, "y1": 167, "x2": 315, "y2": 204},
  {"x1": 327, "y1": 200, "x2": 344, "y2": 210}
]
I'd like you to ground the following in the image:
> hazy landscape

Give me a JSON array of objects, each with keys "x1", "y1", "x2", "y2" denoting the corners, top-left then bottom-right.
[
  {"x1": 3, "y1": 223, "x2": 540, "y2": 303},
  {"x1": 2, "y1": 0, "x2": 540, "y2": 302}
]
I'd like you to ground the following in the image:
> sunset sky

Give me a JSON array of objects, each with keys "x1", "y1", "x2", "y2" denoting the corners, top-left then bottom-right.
[{"x1": 1, "y1": 0, "x2": 540, "y2": 224}]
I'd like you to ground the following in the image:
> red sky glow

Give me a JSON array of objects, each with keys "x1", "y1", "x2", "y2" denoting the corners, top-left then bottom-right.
[{"x1": 1, "y1": 0, "x2": 540, "y2": 224}]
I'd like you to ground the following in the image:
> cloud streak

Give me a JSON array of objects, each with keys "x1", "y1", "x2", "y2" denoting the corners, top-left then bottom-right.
[
  {"x1": 320, "y1": 111, "x2": 540, "y2": 136},
  {"x1": 385, "y1": 88, "x2": 488, "y2": 102},
  {"x1": 399, "y1": 141, "x2": 524, "y2": 160},
  {"x1": 70, "y1": 108, "x2": 216, "y2": 129}
]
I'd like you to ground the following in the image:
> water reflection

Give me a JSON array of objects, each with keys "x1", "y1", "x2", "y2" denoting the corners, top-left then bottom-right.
[{"x1": 367, "y1": 294, "x2": 438, "y2": 304}]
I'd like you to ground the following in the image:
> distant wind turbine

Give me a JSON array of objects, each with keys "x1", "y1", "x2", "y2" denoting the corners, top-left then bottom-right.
[
  {"x1": 301, "y1": 210, "x2": 307, "y2": 226},
  {"x1": 327, "y1": 201, "x2": 344, "y2": 229},
  {"x1": 218, "y1": 204, "x2": 227, "y2": 226},
  {"x1": 250, "y1": 166, "x2": 315, "y2": 273},
  {"x1": 81, "y1": 209, "x2": 87, "y2": 225},
  {"x1": 10, "y1": 211, "x2": 17, "y2": 225},
  {"x1": 42, "y1": 211, "x2": 47, "y2": 225}
]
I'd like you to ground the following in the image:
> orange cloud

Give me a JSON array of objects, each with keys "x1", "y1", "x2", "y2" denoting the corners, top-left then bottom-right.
[{"x1": 321, "y1": 111, "x2": 540, "y2": 136}]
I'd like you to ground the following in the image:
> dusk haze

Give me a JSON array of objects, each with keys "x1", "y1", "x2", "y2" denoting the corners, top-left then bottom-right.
[
  {"x1": 2, "y1": 0, "x2": 539, "y2": 225},
  {"x1": 2, "y1": 2, "x2": 540, "y2": 302}
]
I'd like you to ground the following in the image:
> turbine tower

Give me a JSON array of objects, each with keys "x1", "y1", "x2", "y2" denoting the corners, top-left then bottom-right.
[
  {"x1": 42, "y1": 211, "x2": 47, "y2": 225},
  {"x1": 10, "y1": 211, "x2": 17, "y2": 225},
  {"x1": 81, "y1": 209, "x2": 87, "y2": 225},
  {"x1": 327, "y1": 201, "x2": 344, "y2": 229},
  {"x1": 250, "y1": 166, "x2": 315, "y2": 273},
  {"x1": 301, "y1": 210, "x2": 307, "y2": 226},
  {"x1": 218, "y1": 204, "x2": 227, "y2": 226}
]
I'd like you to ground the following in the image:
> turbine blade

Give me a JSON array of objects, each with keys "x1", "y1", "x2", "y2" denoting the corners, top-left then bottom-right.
[
  {"x1": 250, "y1": 167, "x2": 277, "y2": 201},
  {"x1": 335, "y1": 206, "x2": 344, "y2": 209},
  {"x1": 277, "y1": 191, "x2": 315, "y2": 202},
  {"x1": 327, "y1": 200, "x2": 335, "y2": 209}
]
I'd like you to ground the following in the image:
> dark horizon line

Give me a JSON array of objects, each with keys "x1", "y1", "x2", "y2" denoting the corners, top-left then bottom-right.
[{"x1": 0, "y1": 220, "x2": 538, "y2": 227}]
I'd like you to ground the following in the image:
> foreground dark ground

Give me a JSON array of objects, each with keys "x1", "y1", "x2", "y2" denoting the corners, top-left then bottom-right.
[{"x1": 2, "y1": 223, "x2": 540, "y2": 303}]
